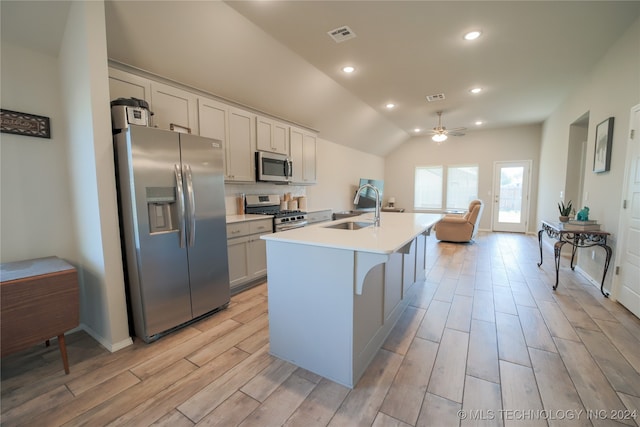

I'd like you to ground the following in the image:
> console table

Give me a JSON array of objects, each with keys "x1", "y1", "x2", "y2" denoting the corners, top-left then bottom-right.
[
  {"x1": 1, "y1": 256, "x2": 79, "y2": 374},
  {"x1": 537, "y1": 220, "x2": 612, "y2": 297}
]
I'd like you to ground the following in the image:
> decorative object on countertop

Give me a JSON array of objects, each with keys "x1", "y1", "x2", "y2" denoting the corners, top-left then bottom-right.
[
  {"x1": 576, "y1": 206, "x2": 590, "y2": 221},
  {"x1": 0, "y1": 109, "x2": 51, "y2": 139},
  {"x1": 297, "y1": 196, "x2": 307, "y2": 211},
  {"x1": 237, "y1": 193, "x2": 245, "y2": 215},
  {"x1": 557, "y1": 200, "x2": 572, "y2": 222},
  {"x1": 593, "y1": 117, "x2": 614, "y2": 173}
]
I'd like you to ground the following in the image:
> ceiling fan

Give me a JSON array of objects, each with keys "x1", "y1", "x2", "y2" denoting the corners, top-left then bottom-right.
[{"x1": 428, "y1": 111, "x2": 466, "y2": 143}]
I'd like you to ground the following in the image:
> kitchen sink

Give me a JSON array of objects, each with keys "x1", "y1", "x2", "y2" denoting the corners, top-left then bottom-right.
[{"x1": 324, "y1": 221, "x2": 373, "y2": 230}]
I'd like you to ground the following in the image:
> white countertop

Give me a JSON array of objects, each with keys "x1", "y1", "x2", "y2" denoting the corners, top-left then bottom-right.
[
  {"x1": 262, "y1": 212, "x2": 442, "y2": 254},
  {"x1": 226, "y1": 214, "x2": 273, "y2": 224}
]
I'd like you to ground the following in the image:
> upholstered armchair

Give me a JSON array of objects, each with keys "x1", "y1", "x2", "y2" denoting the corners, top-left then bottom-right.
[{"x1": 435, "y1": 200, "x2": 484, "y2": 243}]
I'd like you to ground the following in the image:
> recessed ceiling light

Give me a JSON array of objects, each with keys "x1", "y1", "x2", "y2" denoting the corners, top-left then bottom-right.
[
  {"x1": 475, "y1": 121, "x2": 484, "y2": 126},
  {"x1": 414, "y1": 128, "x2": 421, "y2": 133},
  {"x1": 342, "y1": 66, "x2": 355, "y2": 73},
  {"x1": 386, "y1": 103, "x2": 395, "y2": 109},
  {"x1": 464, "y1": 30, "x2": 482, "y2": 41},
  {"x1": 470, "y1": 87, "x2": 483, "y2": 94}
]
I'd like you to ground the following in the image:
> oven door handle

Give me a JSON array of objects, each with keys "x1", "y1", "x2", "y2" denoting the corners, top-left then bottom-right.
[{"x1": 277, "y1": 220, "x2": 308, "y2": 231}]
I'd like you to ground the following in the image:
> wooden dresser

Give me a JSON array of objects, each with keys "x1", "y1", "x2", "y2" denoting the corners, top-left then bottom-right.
[{"x1": 1, "y1": 256, "x2": 79, "y2": 374}]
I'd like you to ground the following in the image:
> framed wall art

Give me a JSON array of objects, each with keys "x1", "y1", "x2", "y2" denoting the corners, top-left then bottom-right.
[
  {"x1": 593, "y1": 117, "x2": 614, "y2": 173},
  {"x1": 0, "y1": 109, "x2": 51, "y2": 139}
]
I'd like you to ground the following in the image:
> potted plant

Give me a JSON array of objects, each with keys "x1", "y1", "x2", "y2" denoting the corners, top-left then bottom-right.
[{"x1": 558, "y1": 200, "x2": 572, "y2": 222}]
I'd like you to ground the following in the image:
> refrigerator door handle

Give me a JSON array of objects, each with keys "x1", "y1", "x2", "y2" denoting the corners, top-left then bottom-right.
[
  {"x1": 174, "y1": 164, "x2": 186, "y2": 248},
  {"x1": 184, "y1": 164, "x2": 196, "y2": 247}
]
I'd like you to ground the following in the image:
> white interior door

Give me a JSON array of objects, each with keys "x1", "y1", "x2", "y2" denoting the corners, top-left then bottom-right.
[
  {"x1": 615, "y1": 105, "x2": 640, "y2": 318},
  {"x1": 492, "y1": 161, "x2": 531, "y2": 233}
]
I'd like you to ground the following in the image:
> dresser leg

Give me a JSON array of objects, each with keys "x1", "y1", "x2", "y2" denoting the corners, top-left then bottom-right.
[{"x1": 57, "y1": 334, "x2": 70, "y2": 374}]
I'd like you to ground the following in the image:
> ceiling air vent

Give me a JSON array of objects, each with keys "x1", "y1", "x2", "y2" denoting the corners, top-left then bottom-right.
[
  {"x1": 328, "y1": 26, "x2": 357, "y2": 43},
  {"x1": 426, "y1": 93, "x2": 446, "y2": 102}
]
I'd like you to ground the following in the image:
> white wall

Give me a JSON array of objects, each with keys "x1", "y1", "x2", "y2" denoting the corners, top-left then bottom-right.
[
  {"x1": 57, "y1": 1, "x2": 131, "y2": 351},
  {"x1": 1, "y1": 3, "x2": 130, "y2": 352},
  {"x1": 305, "y1": 138, "x2": 385, "y2": 213},
  {"x1": 0, "y1": 43, "x2": 76, "y2": 262},
  {"x1": 537, "y1": 17, "x2": 639, "y2": 290},
  {"x1": 385, "y1": 125, "x2": 542, "y2": 232}
]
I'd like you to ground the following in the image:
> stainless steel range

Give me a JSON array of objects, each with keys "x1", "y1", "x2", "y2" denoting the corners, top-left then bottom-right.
[{"x1": 245, "y1": 194, "x2": 307, "y2": 232}]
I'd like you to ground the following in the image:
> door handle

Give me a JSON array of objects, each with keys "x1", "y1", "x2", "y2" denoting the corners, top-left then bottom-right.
[
  {"x1": 183, "y1": 164, "x2": 196, "y2": 247},
  {"x1": 174, "y1": 164, "x2": 186, "y2": 248}
]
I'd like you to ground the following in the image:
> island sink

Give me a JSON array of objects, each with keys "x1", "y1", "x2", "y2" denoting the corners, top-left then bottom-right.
[
  {"x1": 324, "y1": 221, "x2": 373, "y2": 230},
  {"x1": 262, "y1": 212, "x2": 443, "y2": 387}
]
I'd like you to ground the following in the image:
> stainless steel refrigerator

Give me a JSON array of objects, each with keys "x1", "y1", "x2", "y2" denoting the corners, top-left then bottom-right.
[{"x1": 114, "y1": 125, "x2": 230, "y2": 342}]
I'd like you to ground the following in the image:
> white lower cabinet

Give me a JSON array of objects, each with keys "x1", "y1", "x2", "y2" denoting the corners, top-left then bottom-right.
[{"x1": 227, "y1": 219, "x2": 272, "y2": 292}]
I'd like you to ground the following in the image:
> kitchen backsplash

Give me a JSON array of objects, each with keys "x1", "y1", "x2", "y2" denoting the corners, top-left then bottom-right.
[{"x1": 224, "y1": 183, "x2": 307, "y2": 215}]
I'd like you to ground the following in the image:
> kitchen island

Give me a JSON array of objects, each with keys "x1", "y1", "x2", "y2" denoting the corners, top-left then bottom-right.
[{"x1": 261, "y1": 212, "x2": 442, "y2": 388}]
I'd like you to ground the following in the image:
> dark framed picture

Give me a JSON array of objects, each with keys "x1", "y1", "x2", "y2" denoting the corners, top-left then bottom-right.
[
  {"x1": 0, "y1": 109, "x2": 51, "y2": 139},
  {"x1": 593, "y1": 117, "x2": 614, "y2": 173}
]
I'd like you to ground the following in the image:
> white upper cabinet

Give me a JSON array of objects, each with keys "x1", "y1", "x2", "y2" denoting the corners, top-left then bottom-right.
[
  {"x1": 108, "y1": 68, "x2": 151, "y2": 103},
  {"x1": 108, "y1": 67, "x2": 312, "y2": 185},
  {"x1": 198, "y1": 97, "x2": 228, "y2": 142},
  {"x1": 226, "y1": 107, "x2": 256, "y2": 182},
  {"x1": 256, "y1": 115, "x2": 289, "y2": 155},
  {"x1": 199, "y1": 98, "x2": 255, "y2": 182},
  {"x1": 290, "y1": 126, "x2": 317, "y2": 184},
  {"x1": 150, "y1": 81, "x2": 198, "y2": 133}
]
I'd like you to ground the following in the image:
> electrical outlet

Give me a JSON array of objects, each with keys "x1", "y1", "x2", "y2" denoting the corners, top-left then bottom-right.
[{"x1": 560, "y1": 191, "x2": 564, "y2": 199}]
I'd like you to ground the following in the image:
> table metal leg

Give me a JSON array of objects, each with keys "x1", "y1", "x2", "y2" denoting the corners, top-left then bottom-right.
[
  {"x1": 553, "y1": 241, "x2": 566, "y2": 290},
  {"x1": 600, "y1": 244, "x2": 612, "y2": 298},
  {"x1": 537, "y1": 229, "x2": 544, "y2": 267},
  {"x1": 570, "y1": 239, "x2": 578, "y2": 270}
]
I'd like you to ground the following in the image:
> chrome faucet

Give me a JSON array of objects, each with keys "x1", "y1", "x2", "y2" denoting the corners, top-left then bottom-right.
[{"x1": 354, "y1": 183, "x2": 381, "y2": 227}]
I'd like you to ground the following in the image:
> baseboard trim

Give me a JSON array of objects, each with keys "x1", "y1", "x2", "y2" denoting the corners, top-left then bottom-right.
[
  {"x1": 80, "y1": 323, "x2": 133, "y2": 353},
  {"x1": 574, "y1": 266, "x2": 612, "y2": 299}
]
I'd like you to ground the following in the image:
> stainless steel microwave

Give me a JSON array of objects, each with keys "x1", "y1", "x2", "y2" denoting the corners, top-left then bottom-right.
[{"x1": 256, "y1": 151, "x2": 292, "y2": 183}]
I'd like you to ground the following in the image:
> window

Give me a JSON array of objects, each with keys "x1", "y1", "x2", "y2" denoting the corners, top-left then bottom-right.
[
  {"x1": 414, "y1": 165, "x2": 478, "y2": 210},
  {"x1": 414, "y1": 166, "x2": 443, "y2": 209},
  {"x1": 446, "y1": 166, "x2": 479, "y2": 210}
]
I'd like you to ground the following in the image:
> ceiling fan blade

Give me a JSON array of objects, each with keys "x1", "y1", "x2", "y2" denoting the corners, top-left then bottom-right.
[{"x1": 448, "y1": 131, "x2": 466, "y2": 137}]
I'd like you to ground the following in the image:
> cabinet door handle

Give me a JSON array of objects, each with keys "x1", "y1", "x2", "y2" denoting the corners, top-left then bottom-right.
[{"x1": 170, "y1": 123, "x2": 192, "y2": 134}]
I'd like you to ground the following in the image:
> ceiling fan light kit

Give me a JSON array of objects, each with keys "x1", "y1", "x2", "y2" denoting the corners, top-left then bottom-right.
[{"x1": 428, "y1": 111, "x2": 466, "y2": 144}]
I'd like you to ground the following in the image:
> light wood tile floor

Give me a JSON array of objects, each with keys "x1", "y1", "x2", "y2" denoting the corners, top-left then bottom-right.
[{"x1": 2, "y1": 232, "x2": 640, "y2": 426}]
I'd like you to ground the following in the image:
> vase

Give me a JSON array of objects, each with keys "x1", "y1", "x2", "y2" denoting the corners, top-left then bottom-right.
[{"x1": 559, "y1": 215, "x2": 569, "y2": 222}]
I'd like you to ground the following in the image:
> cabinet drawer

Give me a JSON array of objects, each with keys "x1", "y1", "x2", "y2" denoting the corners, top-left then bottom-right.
[
  {"x1": 250, "y1": 219, "x2": 273, "y2": 234},
  {"x1": 227, "y1": 222, "x2": 250, "y2": 238}
]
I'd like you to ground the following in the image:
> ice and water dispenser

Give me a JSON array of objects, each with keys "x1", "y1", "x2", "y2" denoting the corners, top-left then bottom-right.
[{"x1": 146, "y1": 187, "x2": 178, "y2": 234}]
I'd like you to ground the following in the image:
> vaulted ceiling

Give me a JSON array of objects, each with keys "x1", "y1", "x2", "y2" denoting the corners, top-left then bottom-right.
[{"x1": 2, "y1": 1, "x2": 639, "y2": 156}]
